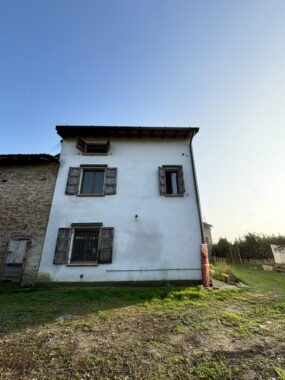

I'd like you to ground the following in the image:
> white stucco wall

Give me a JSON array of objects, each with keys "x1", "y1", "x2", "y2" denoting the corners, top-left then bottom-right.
[{"x1": 38, "y1": 137, "x2": 202, "y2": 283}]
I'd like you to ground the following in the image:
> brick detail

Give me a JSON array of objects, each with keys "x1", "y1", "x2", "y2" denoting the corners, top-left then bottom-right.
[{"x1": 0, "y1": 162, "x2": 59, "y2": 285}]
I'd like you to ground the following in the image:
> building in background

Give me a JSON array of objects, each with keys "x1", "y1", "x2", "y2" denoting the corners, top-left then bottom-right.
[
  {"x1": 0, "y1": 154, "x2": 59, "y2": 285},
  {"x1": 38, "y1": 126, "x2": 205, "y2": 285},
  {"x1": 203, "y1": 222, "x2": 213, "y2": 260}
]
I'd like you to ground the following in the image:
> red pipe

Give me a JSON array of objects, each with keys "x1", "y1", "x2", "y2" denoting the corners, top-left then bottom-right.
[{"x1": 201, "y1": 240, "x2": 210, "y2": 287}]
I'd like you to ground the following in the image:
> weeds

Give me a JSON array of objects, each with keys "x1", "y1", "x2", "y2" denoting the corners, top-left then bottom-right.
[
  {"x1": 193, "y1": 358, "x2": 237, "y2": 379},
  {"x1": 215, "y1": 262, "x2": 234, "y2": 275},
  {"x1": 0, "y1": 266, "x2": 284, "y2": 380}
]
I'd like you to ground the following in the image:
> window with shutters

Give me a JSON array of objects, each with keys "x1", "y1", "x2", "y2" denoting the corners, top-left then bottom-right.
[
  {"x1": 53, "y1": 226, "x2": 114, "y2": 265},
  {"x1": 76, "y1": 137, "x2": 110, "y2": 154},
  {"x1": 65, "y1": 166, "x2": 117, "y2": 196},
  {"x1": 158, "y1": 165, "x2": 185, "y2": 196}
]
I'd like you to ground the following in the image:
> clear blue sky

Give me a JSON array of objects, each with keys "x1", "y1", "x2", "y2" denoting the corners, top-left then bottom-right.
[{"x1": 0, "y1": 0, "x2": 284, "y2": 241}]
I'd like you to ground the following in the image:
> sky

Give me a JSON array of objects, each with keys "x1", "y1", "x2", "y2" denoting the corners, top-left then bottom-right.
[{"x1": 0, "y1": 0, "x2": 284, "y2": 242}]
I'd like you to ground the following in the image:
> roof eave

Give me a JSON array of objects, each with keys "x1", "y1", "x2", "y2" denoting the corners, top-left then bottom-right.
[
  {"x1": 56, "y1": 125, "x2": 199, "y2": 139},
  {"x1": 0, "y1": 154, "x2": 59, "y2": 165}
]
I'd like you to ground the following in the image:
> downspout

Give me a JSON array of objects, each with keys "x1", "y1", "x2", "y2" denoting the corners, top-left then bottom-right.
[{"x1": 189, "y1": 133, "x2": 210, "y2": 287}]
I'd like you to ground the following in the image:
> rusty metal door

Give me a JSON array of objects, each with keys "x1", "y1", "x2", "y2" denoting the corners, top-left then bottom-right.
[{"x1": 1, "y1": 238, "x2": 30, "y2": 282}]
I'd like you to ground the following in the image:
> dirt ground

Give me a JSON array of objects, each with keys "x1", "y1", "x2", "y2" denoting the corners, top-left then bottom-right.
[{"x1": 0, "y1": 266, "x2": 284, "y2": 379}]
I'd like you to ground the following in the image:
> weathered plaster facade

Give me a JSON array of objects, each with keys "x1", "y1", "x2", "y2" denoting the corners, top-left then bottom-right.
[
  {"x1": 39, "y1": 126, "x2": 203, "y2": 284},
  {"x1": 0, "y1": 156, "x2": 59, "y2": 285}
]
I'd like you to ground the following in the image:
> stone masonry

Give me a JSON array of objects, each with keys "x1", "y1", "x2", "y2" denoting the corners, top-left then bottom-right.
[{"x1": 0, "y1": 156, "x2": 59, "y2": 285}]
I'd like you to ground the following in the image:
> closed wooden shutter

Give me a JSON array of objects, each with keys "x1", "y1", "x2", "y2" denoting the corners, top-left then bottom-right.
[
  {"x1": 53, "y1": 228, "x2": 72, "y2": 264},
  {"x1": 104, "y1": 168, "x2": 117, "y2": 195},
  {"x1": 177, "y1": 166, "x2": 185, "y2": 194},
  {"x1": 5, "y1": 238, "x2": 29, "y2": 264},
  {"x1": 158, "y1": 167, "x2": 166, "y2": 195},
  {"x1": 65, "y1": 167, "x2": 81, "y2": 195},
  {"x1": 98, "y1": 227, "x2": 114, "y2": 264},
  {"x1": 76, "y1": 137, "x2": 86, "y2": 152}
]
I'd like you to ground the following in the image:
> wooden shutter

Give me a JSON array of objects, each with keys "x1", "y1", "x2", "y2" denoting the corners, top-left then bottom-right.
[
  {"x1": 76, "y1": 137, "x2": 86, "y2": 152},
  {"x1": 158, "y1": 167, "x2": 166, "y2": 195},
  {"x1": 5, "y1": 238, "x2": 29, "y2": 264},
  {"x1": 105, "y1": 139, "x2": 110, "y2": 153},
  {"x1": 104, "y1": 168, "x2": 117, "y2": 195},
  {"x1": 177, "y1": 166, "x2": 185, "y2": 194},
  {"x1": 65, "y1": 167, "x2": 81, "y2": 195},
  {"x1": 98, "y1": 227, "x2": 114, "y2": 264},
  {"x1": 53, "y1": 228, "x2": 72, "y2": 264}
]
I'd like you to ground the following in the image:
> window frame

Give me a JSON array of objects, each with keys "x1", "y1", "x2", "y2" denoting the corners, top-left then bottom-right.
[
  {"x1": 76, "y1": 137, "x2": 110, "y2": 155},
  {"x1": 80, "y1": 168, "x2": 105, "y2": 196},
  {"x1": 77, "y1": 166, "x2": 106, "y2": 197},
  {"x1": 159, "y1": 165, "x2": 185, "y2": 197},
  {"x1": 68, "y1": 227, "x2": 101, "y2": 265},
  {"x1": 165, "y1": 169, "x2": 179, "y2": 195}
]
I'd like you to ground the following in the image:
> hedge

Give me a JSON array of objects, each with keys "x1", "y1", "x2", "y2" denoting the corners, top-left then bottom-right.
[{"x1": 211, "y1": 233, "x2": 285, "y2": 260}]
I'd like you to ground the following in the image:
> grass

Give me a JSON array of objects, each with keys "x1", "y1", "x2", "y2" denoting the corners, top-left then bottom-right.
[
  {"x1": 215, "y1": 262, "x2": 234, "y2": 275},
  {"x1": 234, "y1": 263, "x2": 285, "y2": 294},
  {"x1": 0, "y1": 265, "x2": 284, "y2": 379}
]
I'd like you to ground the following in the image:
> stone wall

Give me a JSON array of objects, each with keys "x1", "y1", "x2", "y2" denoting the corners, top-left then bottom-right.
[{"x1": 0, "y1": 162, "x2": 59, "y2": 285}]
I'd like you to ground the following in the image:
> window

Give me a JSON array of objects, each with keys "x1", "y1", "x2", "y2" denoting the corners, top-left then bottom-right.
[
  {"x1": 165, "y1": 170, "x2": 179, "y2": 195},
  {"x1": 81, "y1": 169, "x2": 104, "y2": 194},
  {"x1": 65, "y1": 167, "x2": 117, "y2": 195},
  {"x1": 76, "y1": 137, "x2": 110, "y2": 154},
  {"x1": 85, "y1": 143, "x2": 108, "y2": 154},
  {"x1": 53, "y1": 226, "x2": 114, "y2": 265},
  {"x1": 158, "y1": 165, "x2": 185, "y2": 196},
  {"x1": 71, "y1": 229, "x2": 100, "y2": 263}
]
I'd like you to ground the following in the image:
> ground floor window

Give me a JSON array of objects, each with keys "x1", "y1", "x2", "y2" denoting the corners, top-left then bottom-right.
[
  {"x1": 53, "y1": 226, "x2": 114, "y2": 265},
  {"x1": 70, "y1": 229, "x2": 100, "y2": 263}
]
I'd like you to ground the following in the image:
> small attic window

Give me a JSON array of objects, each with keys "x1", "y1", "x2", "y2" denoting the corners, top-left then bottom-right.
[
  {"x1": 76, "y1": 138, "x2": 110, "y2": 154},
  {"x1": 85, "y1": 143, "x2": 108, "y2": 153}
]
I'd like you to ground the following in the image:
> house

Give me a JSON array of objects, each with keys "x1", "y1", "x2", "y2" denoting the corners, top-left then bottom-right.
[
  {"x1": 0, "y1": 154, "x2": 59, "y2": 285},
  {"x1": 38, "y1": 126, "x2": 209, "y2": 285}
]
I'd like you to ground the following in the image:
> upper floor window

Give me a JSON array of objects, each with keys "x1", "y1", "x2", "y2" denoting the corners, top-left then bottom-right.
[
  {"x1": 81, "y1": 169, "x2": 105, "y2": 194},
  {"x1": 65, "y1": 166, "x2": 117, "y2": 196},
  {"x1": 76, "y1": 137, "x2": 110, "y2": 154},
  {"x1": 165, "y1": 170, "x2": 179, "y2": 195},
  {"x1": 159, "y1": 165, "x2": 185, "y2": 196}
]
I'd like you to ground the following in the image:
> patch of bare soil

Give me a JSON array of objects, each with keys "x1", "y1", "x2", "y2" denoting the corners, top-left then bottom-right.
[{"x1": 0, "y1": 301, "x2": 284, "y2": 380}]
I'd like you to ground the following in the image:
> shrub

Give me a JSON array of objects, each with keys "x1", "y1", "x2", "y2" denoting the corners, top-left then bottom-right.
[
  {"x1": 212, "y1": 233, "x2": 285, "y2": 261},
  {"x1": 211, "y1": 238, "x2": 231, "y2": 258},
  {"x1": 236, "y1": 233, "x2": 273, "y2": 260}
]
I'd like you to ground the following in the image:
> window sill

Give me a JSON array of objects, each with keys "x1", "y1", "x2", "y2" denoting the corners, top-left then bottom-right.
[
  {"x1": 66, "y1": 263, "x2": 99, "y2": 266},
  {"x1": 82, "y1": 153, "x2": 109, "y2": 156},
  {"x1": 77, "y1": 194, "x2": 105, "y2": 197},
  {"x1": 164, "y1": 194, "x2": 184, "y2": 197}
]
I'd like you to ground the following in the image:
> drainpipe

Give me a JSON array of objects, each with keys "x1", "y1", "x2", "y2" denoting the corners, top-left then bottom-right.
[{"x1": 189, "y1": 133, "x2": 210, "y2": 287}]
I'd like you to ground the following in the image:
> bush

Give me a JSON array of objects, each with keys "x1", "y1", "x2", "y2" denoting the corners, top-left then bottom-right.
[
  {"x1": 211, "y1": 238, "x2": 231, "y2": 258},
  {"x1": 212, "y1": 233, "x2": 285, "y2": 261},
  {"x1": 236, "y1": 233, "x2": 272, "y2": 260}
]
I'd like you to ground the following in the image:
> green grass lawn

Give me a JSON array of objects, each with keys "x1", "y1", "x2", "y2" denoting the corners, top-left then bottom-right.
[
  {"x1": 0, "y1": 265, "x2": 284, "y2": 379},
  {"x1": 234, "y1": 264, "x2": 285, "y2": 295}
]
